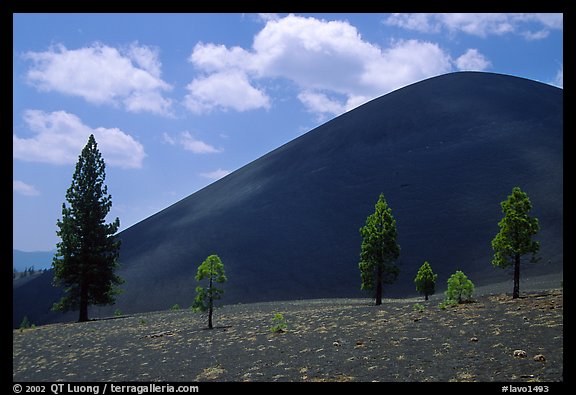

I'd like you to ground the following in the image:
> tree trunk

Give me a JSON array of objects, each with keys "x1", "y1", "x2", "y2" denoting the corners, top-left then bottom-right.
[
  {"x1": 79, "y1": 282, "x2": 89, "y2": 322},
  {"x1": 424, "y1": 293, "x2": 429, "y2": 301},
  {"x1": 513, "y1": 253, "x2": 520, "y2": 299},
  {"x1": 208, "y1": 273, "x2": 214, "y2": 329},
  {"x1": 208, "y1": 304, "x2": 213, "y2": 329},
  {"x1": 375, "y1": 265, "x2": 383, "y2": 306}
]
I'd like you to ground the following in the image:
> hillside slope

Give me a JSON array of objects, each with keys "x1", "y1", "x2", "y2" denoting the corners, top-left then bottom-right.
[{"x1": 13, "y1": 72, "x2": 563, "y2": 326}]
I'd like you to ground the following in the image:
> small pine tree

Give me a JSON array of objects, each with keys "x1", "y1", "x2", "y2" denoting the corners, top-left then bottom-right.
[
  {"x1": 19, "y1": 316, "x2": 32, "y2": 329},
  {"x1": 192, "y1": 254, "x2": 227, "y2": 329},
  {"x1": 491, "y1": 186, "x2": 540, "y2": 299},
  {"x1": 270, "y1": 313, "x2": 287, "y2": 333},
  {"x1": 359, "y1": 193, "x2": 400, "y2": 305},
  {"x1": 445, "y1": 270, "x2": 474, "y2": 303},
  {"x1": 414, "y1": 261, "x2": 438, "y2": 301}
]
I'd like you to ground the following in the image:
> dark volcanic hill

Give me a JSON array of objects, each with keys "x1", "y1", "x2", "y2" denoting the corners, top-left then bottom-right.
[{"x1": 13, "y1": 72, "x2": 563, "y2": 327}]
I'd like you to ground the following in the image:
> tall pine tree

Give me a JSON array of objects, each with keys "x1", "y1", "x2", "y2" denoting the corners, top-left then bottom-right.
[
  {"x1": 491, "y1": 186, "x2": 540, "y2": 299},
  {"x1": 52, "y1": 134, "x2": 123, "y2": 322},
  {"x1": 359, "y1": 193, "x2": 400, "y2": 305}
]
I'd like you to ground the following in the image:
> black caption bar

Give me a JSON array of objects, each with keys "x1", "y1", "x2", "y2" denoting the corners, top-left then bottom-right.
[{"x1": 13, "y1": 384, "x2": 200, "y2": 395}]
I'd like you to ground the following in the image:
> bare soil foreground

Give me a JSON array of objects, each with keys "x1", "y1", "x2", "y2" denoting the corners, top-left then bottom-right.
[{"x1": 13, "y1": 289, "x2": 562, "y2": 382}]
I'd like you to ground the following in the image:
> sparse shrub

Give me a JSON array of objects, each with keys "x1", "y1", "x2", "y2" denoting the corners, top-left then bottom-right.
[
  {"x1": 19, "y1": 316, "x2": 32, "y2": 330},
  {"x1": 270, "y1": 313, "x2": 287, "y2": 333},
  {"x1": 412, "y1": 303, "x2": 425, "y2": 313},
  {"x1": 171, "y1": 304, "x2": 181, "y2": 311},
  {"x1": 114, "y1": 308, "x2": 123, "y2": 316},
  {"x1": 445, "y1": 270, "x2": 475, "y2": 304},
  {"x1": 438, "y1": 299, "x2": 458, "y2": 310}
]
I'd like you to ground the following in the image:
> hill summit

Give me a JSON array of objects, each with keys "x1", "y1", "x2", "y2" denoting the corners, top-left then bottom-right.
[{"x1": 13, "y1": 72, "x2": 563, "y2": 326}]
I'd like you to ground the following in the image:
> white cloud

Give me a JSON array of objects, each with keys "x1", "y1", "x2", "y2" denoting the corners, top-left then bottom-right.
[
  {"x1": 297, "y1": 91, "x2": 347, "y2": 118},
  {"x1": 199, "y1": 168, "x2": 231, "y2": 180},
  {"x1": 184, "y1": 71, "x2": 270, "y2": 114},
  {"x1": 13, "y1": 110, "x2": 146, "y2": 169},
  {"x1": 161, "y1": 132, "x2": 176, "y2": 145},
  {"x1": 186, "y1": 14, "x2": 453, "y2": 117},
  {"x1": 363, "y1": 39, "x2": 452, "y2": 92},
  {"x1": 189, "y1": 43, "x2": 253, "y2": 74},
  {"x1": 163, "y1": 131, "x2": 222, "y2": 154},
  {"x1": 516, "y1": 13, "x2": 563, "y2": 30},
  {"x1": 521, "y1": 29, "x2": 550, "y2": 41},
  {"x1": 385, "y1": 13, "x2": 442, "y2": 33},
  {"x1": 455, "y1": 49, "x2": 492, "y2": 71},
  {"x1": 127, "y1": 42, "x2": 163, "y2": 77},
  {"x1": 13, "y1": 180, "x2": 40, "y2": 196},
  {"x1": 180, "y1": 131, "x2": 222, "y2": 153},
  {"x1": 385, "y1": 13, "x2": 562, "y2": 39},
  {"x1": 23, "y1": 42, "x2": 173, "y2": 116},
  {"x1": 257, "y1": 13, "x2": 280, "y2": 22},
  {"x1": 554, "y1": 64, "x2": 563, "y2": 88}
]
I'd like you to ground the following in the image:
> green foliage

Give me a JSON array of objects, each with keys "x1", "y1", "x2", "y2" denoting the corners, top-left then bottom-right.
[
  {"x1": 270, "y1": 313, "x2": 288, "y2": 333},
  {"x1": 491, "y1": 186, "x2": 540, "y2": 298},
  {"x1": 492, "y1": 187, "x2": 540, "y2": 268},
  {"x1": 438, "y1": 299, "x2": 458, "y2": 310},
  {"x1": 171, "y1": 304, "x2": 181, "y2": 311},
  {"x1": 359, "y1": 193, "x2": 400, "y2": 305},
  {"x1": 445, "y1": 270, "x2": 475, "y2": 304},
  {"x1": 19, "y1": 316, "x2": 32, "y2": 330},
  {"x1": 114, "y1": 309, "x2": 123, "y2": 317},
  {"x1": 412, "y1": 303, "x2": 425, "y2": 313},
  {"x1": 192, "y1": 254, "x2": 227, "y2": 329},
  {"x1": 414, "y1": 261, "x2": 438, "y2": 301},
  {"x1": 51, "y1": 134, "x2": 123, "y2": 322}
]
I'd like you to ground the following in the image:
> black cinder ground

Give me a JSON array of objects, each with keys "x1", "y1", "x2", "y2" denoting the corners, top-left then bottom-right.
[{"x1": 13, "y1": 288, "x2": 562, "y2": 382}]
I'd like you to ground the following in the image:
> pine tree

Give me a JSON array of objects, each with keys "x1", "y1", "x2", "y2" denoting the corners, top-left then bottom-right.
[
  {"x1": 52, "y1": 134, "x2": 123, "y2": 322},
  {"x1": 491, "y1": 186, "x2": 540, "y2": 299},
  {"x1": 192, "y1": 254, "x2": 227, "y2": 329},
  {"x1": 445, "y1": 270, "x2": 475, "y2": 303},
  {"x1": 414, "y1": 261, "x2": 438, "y2": 301},
  {"x1": 359, "y1": 193, "x2": 400, "y2": 305}
]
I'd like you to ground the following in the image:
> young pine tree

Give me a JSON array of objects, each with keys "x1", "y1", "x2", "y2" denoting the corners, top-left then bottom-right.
[
  {"x1": 414, "y1": 261, "x2": 438, "y2": 301},
  {"x1": 491, "y1": 187, "x2": 540, "y2": 299},
  {"x1": 193, "y1": 254, "x2": 227, "y2": 329},
  {"x1": 359, "y1": 193, "x2": 400, "y2": 305},
  {"x1": 52, "y1": 134, "x2": 123, "y2": 322},
  {"x1": 445, "y1": 270, "x2": 474, "y2": 304}
]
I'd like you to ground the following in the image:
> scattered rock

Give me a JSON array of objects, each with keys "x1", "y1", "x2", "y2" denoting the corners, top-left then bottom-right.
[
  {"x1": 470, "y1": 337, "x2": 478, "y2": 342},
  {"x1": 195, "y1": 364, "x2": 225, "y2": 381},
  {"x1": 513, "y1": 350, "x2": 527, "y2": 358},
  {"x1": 141, "y1": 331, "x2": 174, "y2": 339},
  {"x1": 533, "y1": 354, "x2": 546, "y2": 362},
  {"x1": 333, "y1": 340, "x2": 341, "y2": 347}
]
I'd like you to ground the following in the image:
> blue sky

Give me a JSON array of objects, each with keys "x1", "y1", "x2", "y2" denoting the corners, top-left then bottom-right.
[{"x1": 13, "y1": 13, "x2": 563, "y2": 252}]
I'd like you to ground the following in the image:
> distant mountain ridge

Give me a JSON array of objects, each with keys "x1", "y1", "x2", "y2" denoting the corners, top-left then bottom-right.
[
  {"x1": 13, "y1": 249, "x2": 54, "y2": 272},
  {"x1": 13, "y1": 72, "x2": 563, "y2": 327}
]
